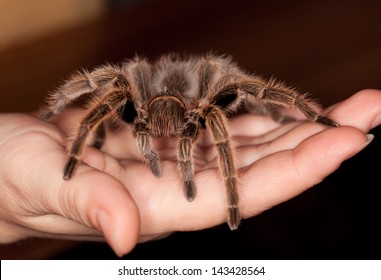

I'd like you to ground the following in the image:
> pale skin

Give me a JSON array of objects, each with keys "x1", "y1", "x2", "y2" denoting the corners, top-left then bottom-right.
[{"x1": 0, "y1": 89, "x2": 380, "y2": 257}]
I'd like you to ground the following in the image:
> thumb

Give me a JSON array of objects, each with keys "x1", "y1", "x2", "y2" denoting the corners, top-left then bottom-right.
[
  {"x1": 7, "y1": 144, "x2": 140, "y2": 256},
  {"x1": 28, "y1": 148, "x2": 140, "y2": 256},
  {"x1": 57, "y1": 170, "x2": 140, "y2": 256},
  {"x1": 35, "y1": 129, "x2": 141, "y2": 256}
]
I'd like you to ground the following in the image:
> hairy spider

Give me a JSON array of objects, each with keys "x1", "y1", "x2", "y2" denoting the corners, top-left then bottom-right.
[{"x1": 40, "y1": 53, "x2": 339, "y2": 230}]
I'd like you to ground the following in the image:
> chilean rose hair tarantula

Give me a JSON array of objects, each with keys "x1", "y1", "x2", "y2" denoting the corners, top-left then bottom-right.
[{"x1": 40, "y1": 53, "x2": 339, "y2": 230}]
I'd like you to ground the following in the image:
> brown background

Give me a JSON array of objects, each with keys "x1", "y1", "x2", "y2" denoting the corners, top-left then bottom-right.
[{"x1": 1, "y1": 0, "x2": 381, "y2": 259}]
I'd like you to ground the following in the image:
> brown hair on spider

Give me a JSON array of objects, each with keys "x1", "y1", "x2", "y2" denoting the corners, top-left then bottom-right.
[{"x1": 39, "y1": 53, "x2": 339, "y2": 230}]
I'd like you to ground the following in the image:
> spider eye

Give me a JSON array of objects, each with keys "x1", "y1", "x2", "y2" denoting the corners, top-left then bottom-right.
[{"x1": 118, "y1": 100, "x2": 137, "y2": 123}]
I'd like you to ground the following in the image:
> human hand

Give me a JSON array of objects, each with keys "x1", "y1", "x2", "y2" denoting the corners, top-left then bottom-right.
[
  {"x1": 55, "y1": 89, "x2": 381, "y2": 251},
  {"x1": 0, "y1": 113, "x2": 140, "y2": 256},
  {"x1": 1, "y1": 89, "x2": 380, "y2": 257}
]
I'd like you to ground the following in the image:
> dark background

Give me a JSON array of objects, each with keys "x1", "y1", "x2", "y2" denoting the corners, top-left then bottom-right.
[{"x1": 1, "y1": 0, "x2": 380, "y2": 259}]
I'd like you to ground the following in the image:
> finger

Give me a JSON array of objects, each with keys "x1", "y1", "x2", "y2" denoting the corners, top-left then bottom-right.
[
  {"x1": 202, "y1": 121, "x2": 327, "y2": 169},
  {"x1": 233, "y1": 121, "x2": 327, "y2": 168},
  {"x1": 100, "y1": 125, "x2": 143, "y2": 160},
  {"x1": 196, "y1": 114, "x2": 285, "y2": 148},
  {"x1": 81, "y1": 146, "x2": 129, "y2": 179},
  {"x1": 59, "y1": 170, "x2": 140, "y2": 256},
  {"x1": 40, "y1": 165, "x2": 140, "y2": 256},
  {"x1": 232, "y1": 121, "x2": 301, "y2": 146},
  {"x1": 239, "y1": 126, "x2": 372, "y2": 217},
  {"x1": 50, "y1": 108, "x2": 87, "y2": 137},
  {"x1": 49, "y1": 115, "x2": 141, "y2": 255},
  {"x1": 196, "y1": 120, "x2": 304, "y2": 166},
  {"x1": 328, "y1": 89, "x2": 381, "y2": 131},
  {"x1": 229, "y1": 114, "x2": 282, "y2": 136},
  {"x1": 136, "y1": 126, "x2": 371, "y2": 235},
  {"x1": 225, "y1": 89, "x2": 381, "y2": 168}
]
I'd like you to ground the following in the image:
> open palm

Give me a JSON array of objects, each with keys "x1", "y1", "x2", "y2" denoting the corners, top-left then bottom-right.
[
  {"x1": 0, "y1": 89, "x2": 379, "y2": 256},
  {"x1": 78, "y1": 89, "x2": 375, "y2": 240}
]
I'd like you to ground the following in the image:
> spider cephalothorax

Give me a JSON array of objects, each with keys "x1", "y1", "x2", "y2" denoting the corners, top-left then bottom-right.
[{"x1": 40, "y1": 53, "x2": 339, "y2": 230}]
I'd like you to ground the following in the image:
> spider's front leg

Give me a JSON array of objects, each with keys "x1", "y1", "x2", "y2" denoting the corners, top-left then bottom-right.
[
  {"x1": 64, "y1": 90, "x2": 130, "y2": 180},
  {"x1": 177, "y1": 112, "x2": 202, "y2": 201},
  {"x1": 204, "y1": 106, "x2": 241, "y2": 230},
  {"x1": 132, "y1": 110, "x2": 161, "y2": 177},
  {"x1": 40, "y1": 65, "x2": 125, "y2": 120}
]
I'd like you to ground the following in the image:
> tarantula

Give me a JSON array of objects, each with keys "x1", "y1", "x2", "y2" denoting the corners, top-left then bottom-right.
[{"x1": 40, "y1": 53, "x2": 339, "y2": 230}]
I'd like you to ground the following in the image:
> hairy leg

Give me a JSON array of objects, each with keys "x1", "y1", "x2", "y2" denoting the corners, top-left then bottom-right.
[
  {"x1": 177, "y1": 113, "x2": 202, "y2": 201},
  {"x1": 40, "y1": 65, "x2": 125, "y2": 120},
  {"x1": 64, "y1": 90, "x2": 129, "y2": 179},
  {"x1": 133, "y1": 112, "x2": 161, "y2": 177},
  {"x1": 205, "y1": 106, "x2": 240, "y2": 230}
]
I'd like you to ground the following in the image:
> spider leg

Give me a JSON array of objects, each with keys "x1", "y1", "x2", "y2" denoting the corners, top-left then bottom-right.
[
  {"x1": 133, "y1": 114, "x2": 161, "y2": 177},
  {"x1": 64, "y1": 90, "x2": 129, "y2": 180},
  {"x1": 245, "y1": 102, "x2": 296, "y2": 124},
  {"x1": 204, "y1": 106, "x2": 240, "y2": 230},
  {"x1": 40, "y1": 64, "x2": 124, "y2": 120},
  {"x1": 222, "y1": 77, "x2": 339, "y2": 127},
  {"x1": 177, "y1": 114, "x2": 201, "y2": 201},
  {"x1": 254, "y1": 79, "x2": 339, "y2": 126},
  {"x1": 258, "y1": 84, "x2": 339, "y2": 127},
  {"x1": 91, "y1": 122, "x2": 106, "y2": 149}
]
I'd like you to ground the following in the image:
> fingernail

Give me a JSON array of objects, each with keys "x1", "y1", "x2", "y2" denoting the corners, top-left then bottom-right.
[
  {"x1": 366, "y1": 133, "x2": 375, "y2": 142},
  {"x1": 363, "y1": 133, "x2": 374, "y2": 149},
  {"x1": 353, "y1": 133, "x2": 374, "y2": 155},
  {"x1": 95, "y1": 210, "x2": 124, "y2": 257}
]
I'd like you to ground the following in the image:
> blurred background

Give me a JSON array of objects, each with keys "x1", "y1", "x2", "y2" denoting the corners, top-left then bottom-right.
[{"x1": 0, "y1": 0, "x2": 381, "y2": 259}]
